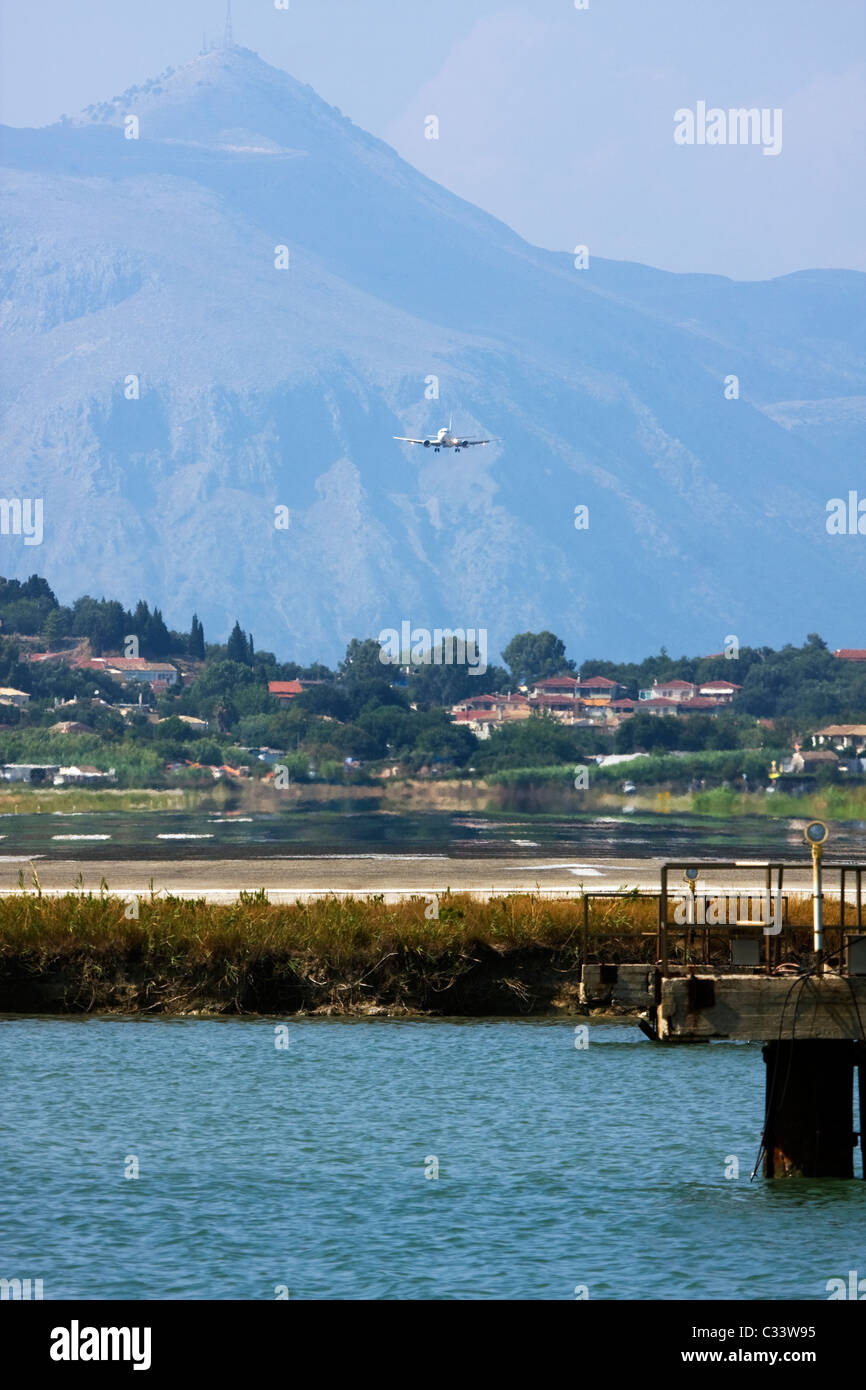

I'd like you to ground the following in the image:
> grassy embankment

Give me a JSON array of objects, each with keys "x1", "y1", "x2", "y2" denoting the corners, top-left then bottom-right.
[
  {"x1": 0, "y1": 884, "x2": 828, "y2": 1017},
  {"x1": 0, "y1": 787, "x2": 194, "y2": 813}
]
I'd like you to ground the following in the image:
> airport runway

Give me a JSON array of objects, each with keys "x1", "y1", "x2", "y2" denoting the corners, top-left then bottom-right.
[{"x1": 0, "y1": 854, "x2": 833, "y2": 901}]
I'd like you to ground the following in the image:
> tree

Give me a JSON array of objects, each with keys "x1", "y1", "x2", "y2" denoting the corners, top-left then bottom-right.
[
  {"x1": 297, "y1": 684, "x2": 353, "y2": 721},
  {"x1": 339, "y1": 638, "x2": 387, "y2": 681},
  {"x1": 473, "y1": 715, "x2": 584, "y2": 770},
  {"x1": 71, "y1": 596, "x2": 126, "y2": 654},
  {"x1": 410, "y1": 659, "x2": 511, "y2": 708},
  {"x1": 42, "y1": 607, "x2": 73, "y2": 646},
  {"x1": 502, "y1": 631, "x2": 574, "y2": 684},
  {"x1": 146, "y1": 606, "x2": 171, "y2": 658},
  {"x1": 188, "y1": 614, "x2": 205, "y2": 660},
  {"x1": 615, "y1": 712, "x2": 681, "y2": 754},
  {"x1": 226, "y1": 620, "x2": 252, "y2": 666},
  {"x1": 213, "y1": 699, "x2": 237, "y2": 735}
]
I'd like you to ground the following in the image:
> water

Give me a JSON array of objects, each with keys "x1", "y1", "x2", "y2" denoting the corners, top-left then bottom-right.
[
  {"x1": 4, "y1": 807, "x2": 866, "y2": 861},
  {"x1": 2, "y1": 1016, "x2": 863, "y2": 1299}
]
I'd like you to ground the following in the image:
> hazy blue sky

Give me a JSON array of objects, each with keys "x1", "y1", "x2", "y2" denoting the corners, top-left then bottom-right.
[{"x1": 1, "y1": 0, "x2": 863, "y2": 279}]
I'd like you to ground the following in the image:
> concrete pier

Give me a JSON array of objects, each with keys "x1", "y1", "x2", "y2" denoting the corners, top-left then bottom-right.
[{"x1": 655, "y1": 973, "x2": 866, "y2": 1042}]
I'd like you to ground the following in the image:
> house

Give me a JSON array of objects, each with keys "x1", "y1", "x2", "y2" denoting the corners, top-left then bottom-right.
[
  {"x1": 698, "y1": 680, "x2": 741, "y2": 703},
  {"x1": 834, "y1": 649, "x2": 866, "y2": 661},
  {"x1": 1, "y1": 763, "x2": 60, "y2": 783},
  {"x1": 91, "y1": 658, "x2": 178, "y2": 689},
  {"x1": 451, "y1": 709, "x2": 498, "y2": 738},
  {"x1": 268, "y1": 679, "x2": 303, "y2": 702},
  {"x1": 498, "y1": 693, "x2": 532, "y2": 721},
  {"x1": 602, "y1": 697, "x2": 637, "y2": 725},
  {"x1": 50, "y1": 721, "x2": 92, "y2": 735},
  {"x1": 452, "y1": 694, "x2": 500, "y2": 713},
  {"x1": 810, "y1": 725, "x2": 866, "y2": 752},
  {"x1": 159, "y1": 714, "x2": 209, "y2": 733},
  {"x1": 635, "y1": 697, "x2": 682, "y2": 717},
  {"x1": 641, "y1": 679, "x2": 697, "y2": 702},
  {"x1": 450, "y1": 691, "x2": 534, "y2": 734},
  {"x1": 575, "y1": 675, "x2": 623, "y2": 703},
  {"x1": 0, "y1": 686, "x2": 30, "y2": 708},
  {"x1": 637, "y1": 677, "x2": 737, "y2": 710},
  {"x1": 778, "y1": 748, "x2": 840, "y2": 776},
  {"x1": 530, "y1": 693, "x2": 581, "y2": 724},
  {"x1": 528, "y1": 675, "x2": 579, "y2": 698},
  {"x1": 54, "y1": 765, "x2": 117, "y2": 786}
]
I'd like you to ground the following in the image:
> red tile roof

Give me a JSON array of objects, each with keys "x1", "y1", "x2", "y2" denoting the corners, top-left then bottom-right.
[
  {"x1": 578, "y1": 675, "x2": 620, "y2": 688},
  {"x1": 268, "y1": 680, "x2": 303, "y2": 696},
  {"x1": 532, "y1": 675, "x2": 579, "y2": 689},
  {"x1": 834, "y1": 649, "x2": 866, "y2": 661}
]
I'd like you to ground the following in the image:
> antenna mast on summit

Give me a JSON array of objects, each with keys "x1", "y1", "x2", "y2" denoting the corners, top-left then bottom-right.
[{"x1": 224, "y1": 1, "x2": 233, "y2": 49}]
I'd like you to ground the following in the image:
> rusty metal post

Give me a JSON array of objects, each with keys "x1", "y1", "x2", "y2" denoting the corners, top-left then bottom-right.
[
  {"x1": 659, "y1": 866, "x2": 668, "y2": 975},
  {"x1": 765, "y1": 865, "x2": 772, "y2": 973},
  {"x1": 762, "y1": 1040, "x2": 857, "y2": 1178}
]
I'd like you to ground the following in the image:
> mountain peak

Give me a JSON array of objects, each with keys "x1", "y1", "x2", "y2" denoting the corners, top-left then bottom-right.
[{"x1": 67, "y1": 44, "x2": 346, "y2": 153}]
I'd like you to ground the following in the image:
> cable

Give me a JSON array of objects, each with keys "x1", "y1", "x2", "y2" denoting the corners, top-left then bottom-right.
[{"x1": 750, "y1": 946, "x2": 864, "y2": 1179}]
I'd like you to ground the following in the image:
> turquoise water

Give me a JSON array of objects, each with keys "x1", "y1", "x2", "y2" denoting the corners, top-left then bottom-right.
[{"x1": 1, "y1": 1016, "x2": 864, "y2": 1300}]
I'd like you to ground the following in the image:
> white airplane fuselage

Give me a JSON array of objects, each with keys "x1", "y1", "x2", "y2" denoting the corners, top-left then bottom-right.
[
  {"x1": 393, "y1": 422, "x2": 495, "y2": 453},
  {"x1": 429, "y1": 428, "x2": 458, "y2": 448}
]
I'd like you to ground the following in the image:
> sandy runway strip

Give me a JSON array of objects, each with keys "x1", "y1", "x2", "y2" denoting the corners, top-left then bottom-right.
[{"x1": 0, "y1": 854, "x2": 826, "y2": 901}]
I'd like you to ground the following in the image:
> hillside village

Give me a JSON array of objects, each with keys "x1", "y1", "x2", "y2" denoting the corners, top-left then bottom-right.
[
  {"x1": 0, "y1": 577, "x2": 864, "y2": 793},
  {"x1": 450, "y1": 672, "x2": 743, "y2": 736}
]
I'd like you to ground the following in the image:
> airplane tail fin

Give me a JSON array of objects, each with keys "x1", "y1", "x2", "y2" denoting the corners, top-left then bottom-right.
[{"x1": 449, "y1": 412, "x2": 453, "y2": 433}]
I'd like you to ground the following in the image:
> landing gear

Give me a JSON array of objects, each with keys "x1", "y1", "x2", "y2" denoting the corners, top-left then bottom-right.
[
  {"x1": 455, "y1": 447, "x2": 461, "y2": 453},
  {"x1": 434, "y1": 446, "x2": 440, "y2": 452}
]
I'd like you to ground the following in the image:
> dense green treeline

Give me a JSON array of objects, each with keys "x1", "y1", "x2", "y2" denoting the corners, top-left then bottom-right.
[{"x1": 1, "y1": 577, "x2": 864, "y2": 788}]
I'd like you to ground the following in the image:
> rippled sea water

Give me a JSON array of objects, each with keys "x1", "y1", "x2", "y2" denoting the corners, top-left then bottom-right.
[{"x1": 2, "y1": 1016, "x2": 864, "y2": 1300}]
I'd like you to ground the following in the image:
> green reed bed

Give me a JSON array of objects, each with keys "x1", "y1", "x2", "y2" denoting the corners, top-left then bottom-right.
[{"x1": 0, "y1": 885, "x2": 833, "y2": 1015}]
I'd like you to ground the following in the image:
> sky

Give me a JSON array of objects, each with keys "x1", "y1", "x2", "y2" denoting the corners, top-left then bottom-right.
[{"x1": 0, "y1": 0, "x2": 864, "y2": 279}]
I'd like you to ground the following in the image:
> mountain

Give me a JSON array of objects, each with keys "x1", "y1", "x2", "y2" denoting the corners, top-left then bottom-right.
[{"x1": 1, "y1": 44, "x2": 864, "y2": 663}]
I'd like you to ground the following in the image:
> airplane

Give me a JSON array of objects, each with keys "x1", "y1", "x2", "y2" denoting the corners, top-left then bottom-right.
[{"x1": 393, "y1": 416, "x2": 498, "y2": 453}]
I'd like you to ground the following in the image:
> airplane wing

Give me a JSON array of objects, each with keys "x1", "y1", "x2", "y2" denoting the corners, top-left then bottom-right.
[
  {"x1": 393, "y1": 436, "x2": 427, "y2": 445},
  {"x1": 462, "y1": 438, "x2": 499, "y2": 446}
]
